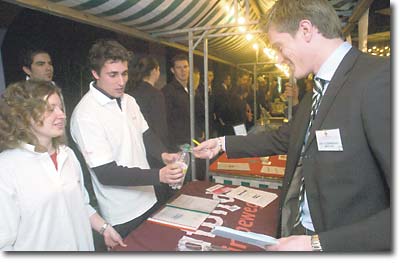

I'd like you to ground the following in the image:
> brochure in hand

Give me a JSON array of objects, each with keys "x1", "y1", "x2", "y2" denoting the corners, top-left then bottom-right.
[{"x1": 212, "y1": 225, "x2": 278, "y2": 249}]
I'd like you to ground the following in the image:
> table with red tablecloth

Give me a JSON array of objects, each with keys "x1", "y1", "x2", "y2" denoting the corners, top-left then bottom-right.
[
  {"x1": 113, "y1": 181, "x2": 280, "y2": 252},
  {"x1": 209, "y1": 153, "x2": 286, "y2": 189}
]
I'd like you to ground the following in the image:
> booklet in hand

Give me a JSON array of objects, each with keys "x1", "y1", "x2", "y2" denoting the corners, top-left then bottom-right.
[{"x1": 212, "y1": 225, "x2": 277, "y2": 249}]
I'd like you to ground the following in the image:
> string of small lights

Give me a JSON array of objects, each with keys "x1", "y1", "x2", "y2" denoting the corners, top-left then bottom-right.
[{"x1": 367, "y1": 45, "x2": 390, "y2": 57}]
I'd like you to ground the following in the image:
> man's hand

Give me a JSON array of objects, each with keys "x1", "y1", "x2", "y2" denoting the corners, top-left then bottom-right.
[
  {"x1": 161, "y1": 152, "x2": 180, "y2": 164},
  {"x1": 265, "y1": 235, "x2": 312, "y2": 251},
  {"x1": 192, "y1": 138, "x2": 220, "y2": 159},
  {"x1": 159, "y1": 163, "x2": 184, "y2": 184}
]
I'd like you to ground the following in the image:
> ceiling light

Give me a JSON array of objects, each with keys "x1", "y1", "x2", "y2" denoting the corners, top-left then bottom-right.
[{"x1": 238, "y1": 26, "x2": 246, "y2": 32}]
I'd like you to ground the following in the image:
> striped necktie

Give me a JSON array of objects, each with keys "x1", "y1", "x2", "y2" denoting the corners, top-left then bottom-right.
[
  {"x1": 293, "y1": 77, "x2": 327, "y2": 229},
  {"x1": 310, "y1": 77, "x2": 326, "y2": 124},
  {"x1": 302, "y1": 77, "x2": 327, "y2": 145}
]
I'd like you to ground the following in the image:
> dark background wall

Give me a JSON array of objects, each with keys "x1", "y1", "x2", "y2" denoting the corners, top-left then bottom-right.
[
  {"x1": 0, "y1": 4, "x2": 233, "y2": 210},
  {"x1": 1, "y1": 4, "x2": 234, "y2": 114}
]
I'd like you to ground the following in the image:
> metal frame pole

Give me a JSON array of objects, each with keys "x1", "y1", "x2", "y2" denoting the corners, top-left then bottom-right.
[
  {"x1": 188, "y1": 31, "x2": 196, "y2": 181},
  {"x1": 203, "y1": 36, "x2": 210, "y2": 181},
  {"x1": 253, "y1": 47, "x2": 258, "y2": 123}
]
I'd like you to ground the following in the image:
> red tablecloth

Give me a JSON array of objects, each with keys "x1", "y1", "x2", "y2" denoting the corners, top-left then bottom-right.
[{"x1": 114, "y1": 181, "x2": 280, "y2": 252}]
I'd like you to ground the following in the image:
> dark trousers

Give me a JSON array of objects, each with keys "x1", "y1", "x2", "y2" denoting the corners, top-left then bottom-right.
[
  {"x1": 195, "y1": 158, "x2": 206, "y2": 181},
  {"x1": 113, "y1": 202, "x2": 161, "y2": 239},
  {"x1": 154, "y1": 183, "x2": 177, "y2": 205}
]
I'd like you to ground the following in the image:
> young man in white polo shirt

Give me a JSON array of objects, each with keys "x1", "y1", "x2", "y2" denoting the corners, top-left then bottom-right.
[{"x1": 70, "y1": 39, "x2": 184, "y2": 239}]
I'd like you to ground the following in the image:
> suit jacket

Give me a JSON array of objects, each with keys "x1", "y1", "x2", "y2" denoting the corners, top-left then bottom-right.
[
  {"x1": 162, "y1": 78, "x2": 203, "y2": 151},
  {"x1": 196, "y1": 84, "x2": 219, "y2": 136},
  {"x1": 214, "y1": 84, "x2": 247, "y2": 131},
  {"x1": 225, "y1": 47, "x2": 390, "y2": 251}
]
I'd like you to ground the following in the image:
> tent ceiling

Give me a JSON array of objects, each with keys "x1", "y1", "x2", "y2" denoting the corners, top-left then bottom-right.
[{"x1": 6, "y1": 0, "x2": 379, "y2": 66}]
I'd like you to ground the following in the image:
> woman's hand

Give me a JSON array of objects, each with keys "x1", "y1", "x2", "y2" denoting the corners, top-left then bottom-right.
[{"x1": 103, "y1": 225, "x2": 127, "y2": 251}]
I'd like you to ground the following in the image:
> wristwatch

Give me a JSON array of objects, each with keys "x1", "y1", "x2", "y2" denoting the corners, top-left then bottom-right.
[
  {"x1": 99, "y1": 222, "x2": 110, "y2": 235},
  {"x1": 311, "y1": 235, "x2": 323, "y2": 251}
]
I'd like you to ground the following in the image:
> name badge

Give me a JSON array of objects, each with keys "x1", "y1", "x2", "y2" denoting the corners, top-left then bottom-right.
[
  {"x1": 233, "y1": 123, "x2": 247, "y2": 136},
  {"x1": 315, "y1": 129, "x2": 343, "y2": 151}
]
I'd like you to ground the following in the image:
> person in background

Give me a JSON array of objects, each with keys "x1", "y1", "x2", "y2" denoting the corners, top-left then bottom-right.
[
  {"x1": 234, "y1": 71, "x2": 251, "y2": 100},
  {"x1": 265, "y1": 78, "x2": 282, "y2": 113},
  {"x1": 220, "y1": 73, "x2": 232, "y2": 93},
  {"x1": 234, "y1": 71, "x2": 255, "y2": 130},
  {"x1": 126, "y1": 56, "x2": 168, "y2": 165},
  {"x1": 21, "y1": 49, "x2": 54, "y2": 82},
  {"x1": 70, "y1": 39, "x2": 183, "y2": 239},
  {"x1": 214, "y1": 73, "x2": 232, "y2": 136},
  {"x1": 207, "y1": 70, "x2": 215, "y2": 94},
  {"x1": 214, "y1": 72, "x2": 247, "y2": 135},
  {"x1": 256, "y1": 76, "x2": 269, "y2": 110},
  {"x1": 19, "y1": 49, "x2": 81, "y2": 120},
  {"x1": 192, "y1": 68, "x2": 210, "y2": 181},
  {"x1": 126, "y1": 55, "x2": 175, "y2": 204},
  {"x1": 162, "y1": 54, "x2": 190, "y2": 150},
  {"x1": 194, "y1": 0, "x2": 390, "y2": 252},
  {"x1": 204, "y1": 70, "x2": 218, "y2": 138},
  {"x1": 162, "y1": 54, "x2": 203, "y2": 151},
  {"x1": 193, "y1": 67, "x2": 205, "y2": 140},
  {"x1": 0, "y1": 80, "x2": 125, "y2": 251},
  {"x1": 298, "y1": 75, "x2": 314, "y2": 102}
]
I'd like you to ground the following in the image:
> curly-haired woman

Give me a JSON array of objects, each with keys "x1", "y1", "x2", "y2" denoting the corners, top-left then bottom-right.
[{"x1": 0, "y1": 80, "x2": 126, "y2": 251}]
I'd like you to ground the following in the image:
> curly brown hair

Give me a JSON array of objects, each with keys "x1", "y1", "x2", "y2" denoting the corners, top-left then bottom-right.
[{"x1": 0, "y1": 80, "x2": 66, "y2": 152}]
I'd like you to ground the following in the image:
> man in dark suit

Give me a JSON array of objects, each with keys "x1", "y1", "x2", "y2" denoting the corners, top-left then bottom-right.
[
  {"x1": 162, "y1": 54, "x2": 191, "y2": 151},
  {"x1": 162, "y1": 54, "x2": 204, "y2": 151},
  {"x1": 163, "y1": 55, "x2": 209, "y2": 181},
  {"x1": 193, "y1": 0, "x2": 390, "y2": 252},
  {"x1": 214, "y1": 73, "x2": 248, "y2": 136}
]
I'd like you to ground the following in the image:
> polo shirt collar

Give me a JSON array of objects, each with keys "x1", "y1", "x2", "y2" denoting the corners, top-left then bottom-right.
[
  {"x1": 21, "y1": 143, "x2": 40, "y2": 154},
  {"x1": 20, "y1": 142, "x2": 66, "y2": 155},
  {"x1": 89, "y1": 81, "x2": 123, "y2": 109}
]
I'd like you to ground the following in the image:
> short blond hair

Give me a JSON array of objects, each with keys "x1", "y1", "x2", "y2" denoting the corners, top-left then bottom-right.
[{"x1": 261, "y1": 0, "x2": 343, "y2": 39}]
